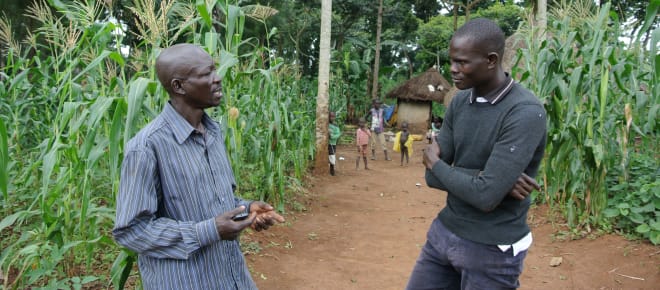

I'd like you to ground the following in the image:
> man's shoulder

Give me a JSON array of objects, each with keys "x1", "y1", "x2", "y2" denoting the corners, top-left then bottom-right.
[
  {"x1": 125, "y1": 116, "x2": 168, "y2": 150},
  {"x1": 510, "y1": 83, "x2": 543, "y2": 106}
]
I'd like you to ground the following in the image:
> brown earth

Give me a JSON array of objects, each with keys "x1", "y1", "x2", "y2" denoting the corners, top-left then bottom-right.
[{"x1": 245, "y1": 142, "x2": 660, "y2": 290}]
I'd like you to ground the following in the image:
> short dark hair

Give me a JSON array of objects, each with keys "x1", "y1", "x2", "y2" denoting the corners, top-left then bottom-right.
[{"x1": 453, "y1": 18, "x2": 505, "y2": 57}]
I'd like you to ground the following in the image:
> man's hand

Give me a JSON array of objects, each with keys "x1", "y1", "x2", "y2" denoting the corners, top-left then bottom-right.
[
  {"x1": 508, "y1": 173, "x2": 541, "y2": 200},
  {"x1": 423, "y1": 137, "x2": 442, "y2": 170},
  {"x1": 215, "y1": 206, "x2": 256, "y2": 240},
  {"x1": 249, "y1": 201, "x2": 285, "y2": 232}
]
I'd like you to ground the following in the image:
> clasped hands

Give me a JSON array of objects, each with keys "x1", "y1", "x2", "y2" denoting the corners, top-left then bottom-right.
[
  {"x1": 215, "y1": 201, "x2": 285, "y2": 240},
  {"x1": 423, "y1": 137, "x2": 540, "y2": 200}
]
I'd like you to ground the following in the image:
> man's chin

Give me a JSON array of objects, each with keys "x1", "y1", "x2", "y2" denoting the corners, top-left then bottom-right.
[{"x1": 454, "y1": 82, "x2": 470, "y2": 90}]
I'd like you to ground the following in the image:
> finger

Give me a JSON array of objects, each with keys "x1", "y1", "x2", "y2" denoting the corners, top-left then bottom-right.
[
  {"x1": 226, "y1": 206, "x2": 248, "y2": 218},
  {"x1": 263, "y1": 215, "x2": 276, "y2": 226},
  {"x1": 255, "y1": 202, "x2": 274, "y2": 211},
  {"x1": 515, "y1": 182, "x2": 531, "y2": 196},
  {"x1": 236, "y1": 211, "x2": 258, "y2": 228},
  {"x1": 509, "y1": 189, "x2": 525, "y2": 200},
  {"x1": 516, "y1": 178, "x2": 533, "y2": 193},
  {"x1": 510, "y1": 183, "x2": 528, "y2": 197},
  {"x1": 522, "y1": 173, "x2": 541, "y2": 190},
  {"x1": 268, "y1": 212, "x2": 285, "y2": 223},
  {"x1": 251, "y1": 222, "x2": 264, "y2": 232}
]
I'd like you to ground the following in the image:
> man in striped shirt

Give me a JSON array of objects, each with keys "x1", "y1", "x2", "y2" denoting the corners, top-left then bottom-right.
[{"x1": 113, "y1": 43, "x2": 284, "y2": 290}]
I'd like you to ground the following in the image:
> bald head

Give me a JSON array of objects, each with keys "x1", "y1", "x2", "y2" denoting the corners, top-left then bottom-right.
[
  {"x1": 155, "y1": 44, "x2": 212, "y2": 94},
  {"x1": 453, "y1": 18, "x2": 505, "y2": 59}
]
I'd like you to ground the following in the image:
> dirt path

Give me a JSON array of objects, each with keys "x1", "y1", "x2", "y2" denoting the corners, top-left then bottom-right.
[{"x1": 245, "y1": 142, "x2": 659, "y2": 290}]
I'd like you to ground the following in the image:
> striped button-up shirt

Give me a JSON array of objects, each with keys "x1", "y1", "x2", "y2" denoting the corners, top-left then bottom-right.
[{"x1": 113, "y1": 102, "x2": 256, "y2": 290}]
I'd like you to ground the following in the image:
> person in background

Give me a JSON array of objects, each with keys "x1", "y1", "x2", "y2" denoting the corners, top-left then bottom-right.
[
  {"x1": 364, "y1": 99, "x2": 391, "y2": 161},
  {"x1": 426, "y1": 116, "x2": 443, "y2": 144},
  {"x1": 407, "y1": 18, "x2": 546, "y2": 290},
  {"x1": 113, "y1": 43, "x2": 285, "y2": 290},
  {"x1": 355, "y1": 118, "x2": 371, "y2": 170},
  {"x1": 393, "y1": 121, "x2": 413, "y2": 166},
  {"x1": 328, "y1": 111, "x2": 341, "y2": 176}
]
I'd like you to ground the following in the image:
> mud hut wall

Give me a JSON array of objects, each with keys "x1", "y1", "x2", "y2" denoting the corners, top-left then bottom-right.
[{"x1": 396, "y1": 100, "x2": 431, "y2": 134}]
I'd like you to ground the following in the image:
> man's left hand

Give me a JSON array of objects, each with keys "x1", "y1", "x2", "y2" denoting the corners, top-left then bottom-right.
[
  {"x1": 423, "y1": 137, "x2": 441, "y2": 170},
  {"x1": 508, "y1": 173, "x2": 541, "y2": 200},
  {"x1": 249, "y1": 201, "x2": 285, "y2": 232}
]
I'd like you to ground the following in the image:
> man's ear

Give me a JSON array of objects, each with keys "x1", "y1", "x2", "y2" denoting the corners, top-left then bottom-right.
[
  {"x1": 487, "y1": 52, "x2": 500, "y2": 69},
  {"x1": 171, "y1": 79, "x2": 185, "y2": 95}
]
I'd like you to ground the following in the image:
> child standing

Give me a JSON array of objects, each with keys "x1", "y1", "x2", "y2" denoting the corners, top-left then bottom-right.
[
  {"x1": 355, "y1": 118, "x2": 371, "y2": 170},
  {"x1": 393, "y1": 121, "x2": 413, "y2": 166},
  {"x1": 328, "y1": 111, "x2": 341, "y2": 176},
  {"x1": 426, "y1": 116, "x2": 443, "y2": 144}
]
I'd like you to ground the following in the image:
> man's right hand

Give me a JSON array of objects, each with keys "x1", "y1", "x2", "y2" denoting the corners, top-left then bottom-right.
[
  {"x1": 508, "y1": 173, "x2": 541, "y2": 200},
  {"x1": 215, "y1": 206, "x2": 256, "y2": 240},
  {"x1": 422, "y1": 137, "x2": 441, "y2": 170}
]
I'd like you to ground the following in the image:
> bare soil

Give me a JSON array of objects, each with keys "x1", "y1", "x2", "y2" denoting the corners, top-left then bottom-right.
[{"x1": 245, "y1": 142, "x2": 660, "y2": 290}]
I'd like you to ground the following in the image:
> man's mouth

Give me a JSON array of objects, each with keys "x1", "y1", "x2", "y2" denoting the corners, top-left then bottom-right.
[{"x1": 212, "y1": 87, "x2": 223, "y2": 98}]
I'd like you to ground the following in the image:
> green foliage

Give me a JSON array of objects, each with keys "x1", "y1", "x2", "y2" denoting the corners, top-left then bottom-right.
[
  {"x1": 415, "y1": 15, "x2": 458, "y2": 70},
  {"x1": 474, "y1": 2, "x2": 524, "y2": 36},
  {"x1": 416, "y1": 2, "x2": 523, "y2": 74},
  {"x1": 602, "y1": 150, "x2": 660, "y2": 245},
  {"x1": 515, "y1": 1, "x2": 658, "y2": 242}
]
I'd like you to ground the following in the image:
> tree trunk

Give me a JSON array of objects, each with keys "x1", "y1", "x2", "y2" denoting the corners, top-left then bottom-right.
[
  {"x1": 403, "y1": 49, "x2": 413, "y2": 79},
  {"x1": 452, "y1": 3, "x2": 458, "y2": 30},
  {"x1": 314, "y1": 0, "x2": 332, "y2": 174},
  {"x1": 371, "y1": 0, "x2": 383, "y2": 100},
  {"x1": 537, "y1": 0, "x2": 547, "y2": 39}
]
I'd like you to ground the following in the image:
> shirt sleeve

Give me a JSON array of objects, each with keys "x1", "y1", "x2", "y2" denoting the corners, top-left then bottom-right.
[
  {"x1": 428, "y1": 104, "x2": 546, "y2": 212},
  {"x1": 112, "y1": 148, "x2": 220, "y2": 260},
  {"x1": 425, "y1": 167, "x2": 481, "y2": 191}
]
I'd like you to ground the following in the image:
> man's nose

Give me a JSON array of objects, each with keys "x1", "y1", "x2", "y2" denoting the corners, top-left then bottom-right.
[{"x1": 449, "y1": 62, "x2": 458, "y2": 74}]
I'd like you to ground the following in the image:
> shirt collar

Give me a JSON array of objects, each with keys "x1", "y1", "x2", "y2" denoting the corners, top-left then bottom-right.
[
  {"x1": 161, "y1": 102, "x2": 220, "y2": 144},
  {"x1": 469, "y1": 73, "x2": 515, "y2": 105}
]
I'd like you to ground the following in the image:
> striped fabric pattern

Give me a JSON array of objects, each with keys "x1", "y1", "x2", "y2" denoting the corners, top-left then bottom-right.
[{"x1": 113, "y1": 103, "x2": 256, "y2": 290}]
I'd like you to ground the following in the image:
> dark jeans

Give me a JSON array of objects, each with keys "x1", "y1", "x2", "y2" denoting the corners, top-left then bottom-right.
[{"x1": 406, "y1": 218, "x2": 527, "y2": 290}]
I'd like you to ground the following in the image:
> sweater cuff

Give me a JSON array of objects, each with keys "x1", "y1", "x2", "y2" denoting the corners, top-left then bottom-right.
[{"x1": 196, "y1": 218, "x2": 220, "y2": 246}]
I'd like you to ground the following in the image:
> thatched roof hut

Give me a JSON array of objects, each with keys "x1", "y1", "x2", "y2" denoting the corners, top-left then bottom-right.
[
  {"x1": 385, "y1": 68, "x2": 451, "y2": 134},
  {"x1": 385, "y1": 67, "x2": 451, "y2": 103}
]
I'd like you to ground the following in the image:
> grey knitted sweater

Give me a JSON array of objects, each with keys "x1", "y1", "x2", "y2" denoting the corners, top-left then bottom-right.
[{"x1": 426, "y1": 82, "x2": 547, "y2": 245}]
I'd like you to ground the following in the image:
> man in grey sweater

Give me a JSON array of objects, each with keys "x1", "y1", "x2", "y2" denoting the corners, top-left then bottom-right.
[{"x1": 406, "y1": 18, "x2": 547, "y2": 290}]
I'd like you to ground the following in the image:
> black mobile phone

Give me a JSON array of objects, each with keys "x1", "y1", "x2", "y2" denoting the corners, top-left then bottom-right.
[{"x1": 232, "y1": 209, "x2": 249, "y2": 221}]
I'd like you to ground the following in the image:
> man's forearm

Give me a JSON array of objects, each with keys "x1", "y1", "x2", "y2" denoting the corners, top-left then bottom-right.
[
  {"x1": 425, "y1": 165, "x2": 481, "y2": 191},
  {"x1": 113, "y1": 215, "x2": 219, "y2": 260}
]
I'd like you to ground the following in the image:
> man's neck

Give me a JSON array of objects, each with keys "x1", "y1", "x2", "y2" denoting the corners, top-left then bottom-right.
[
  {"x1": 170, "y1": 100, "x2": 205, "y2": 128},
  {"x1": 474, "y1": 70, "x2": 507, "y2": 97}
]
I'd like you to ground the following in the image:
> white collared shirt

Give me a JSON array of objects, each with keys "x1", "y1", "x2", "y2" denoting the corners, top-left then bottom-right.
[{"x1": 498, "y1": 232, "x2": 532, "y2": 256}]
